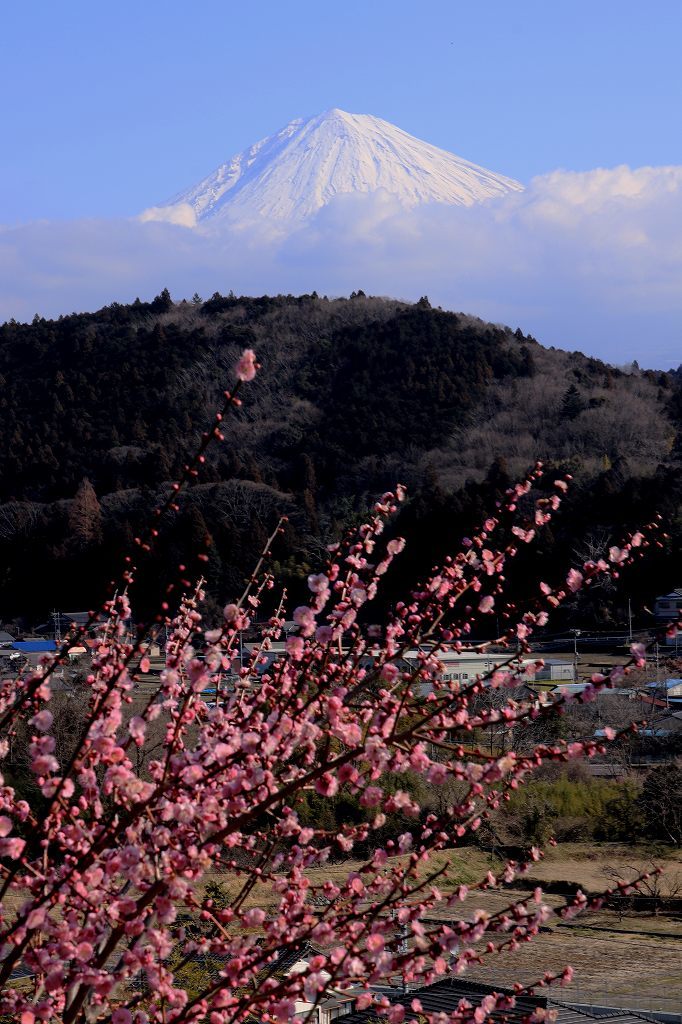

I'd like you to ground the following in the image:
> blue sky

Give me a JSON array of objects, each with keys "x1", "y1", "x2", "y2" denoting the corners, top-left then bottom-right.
[
  {"x1": 3, "y1": 0, "x2": 682, "y2": 221},
  {"x1": 2, "y1": 0, "x2": 682, "y2": 367}
]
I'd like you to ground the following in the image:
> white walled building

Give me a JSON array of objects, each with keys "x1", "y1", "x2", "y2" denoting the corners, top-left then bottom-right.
[{"x1": 398, "y1": 648, "x2": 574, "y2": 692}]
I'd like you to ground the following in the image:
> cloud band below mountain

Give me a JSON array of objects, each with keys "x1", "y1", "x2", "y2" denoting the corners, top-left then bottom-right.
[{"x1": 1, "y1": 164, "x2": 681, "y2": 368}]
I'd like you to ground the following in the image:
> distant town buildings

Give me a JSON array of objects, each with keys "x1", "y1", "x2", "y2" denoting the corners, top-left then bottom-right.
[
  {"x1": 644, "y1": 678, "x2": 682, "y2": 703},
  {"x1": 653, "y1": 588, "x2": 682, "y2": 647},
  {"x1": 655, "y1": 588, "x2": 682, "y2": 621}
]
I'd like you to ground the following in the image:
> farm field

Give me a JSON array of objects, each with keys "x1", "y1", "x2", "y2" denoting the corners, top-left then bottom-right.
[
  {"x1": 198, "y1": 842, "x2": 682, "y2": 1013},
  {"x1": 8, "y1": 842, "x2": 680, "y2": 1014},
  {"x1": 412, "y1": 843, "x2": 682, "y2": 1015}
]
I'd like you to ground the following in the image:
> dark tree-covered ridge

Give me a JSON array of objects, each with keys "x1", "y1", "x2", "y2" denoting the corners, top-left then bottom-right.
[{"x1": 0, "y1": 290, "x2": 681, "y2": 624}]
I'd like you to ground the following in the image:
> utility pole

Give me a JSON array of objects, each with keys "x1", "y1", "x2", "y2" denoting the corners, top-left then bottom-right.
[
  {"x1": 628, "y1": 598, "x2": 633, "y2": 644},
  {"x1": 571, "y1": 629, "x2": 581, "y2": 682},
  {"x1": 390, "y1": 907, "x2": 410, "y2": 995}
]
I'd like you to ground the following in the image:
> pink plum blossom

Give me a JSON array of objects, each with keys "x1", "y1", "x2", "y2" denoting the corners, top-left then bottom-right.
[
  {"x1": 566, "y1": 568, "x2": 583, "y2": 593},
  {"x1": 630, "y1": 642, "x2": 647, "y2": 666},
  {"x1": 29, "y1": 709, "x2": 53, "y2": 732},
  {"x1": 380, "y1": 662, "x2": 400, "y2": 683},
  {"x1": 286, "y1": 635, "x2": 305, "y2": 661},
  {"x1": 234, "y1": 348, "x2": 258, "y2": 382},
  {"x1": 293, "y1": 605, "x2": 316, "y2": 637}
]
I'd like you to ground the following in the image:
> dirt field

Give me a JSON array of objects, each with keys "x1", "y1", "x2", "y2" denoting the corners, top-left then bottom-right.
[
  {"x1": 305, "y1": 844, "x2": 682, "y2": 1015},
  {"x1": 519, "y1": 841, "x2": 682, "y2": 892},
  {"x1": 201, "y1": 843, "x2": 681, "y2": 1013},
  {"x1": 448, "y1": 843, "x2": 682, "y2": 1015},
  {"x1": 465, "y1": 925, "x2": 681, "y2": 1015}
]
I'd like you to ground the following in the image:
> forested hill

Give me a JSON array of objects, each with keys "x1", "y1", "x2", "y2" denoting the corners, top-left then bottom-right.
[{"x1": 1, "y1": 289, "x2": 681, "y2": 625}]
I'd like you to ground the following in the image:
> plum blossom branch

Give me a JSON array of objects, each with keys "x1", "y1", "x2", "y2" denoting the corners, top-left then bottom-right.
[{"x1": 0, "y1": 355, "x2": 663, "y2": 1024}]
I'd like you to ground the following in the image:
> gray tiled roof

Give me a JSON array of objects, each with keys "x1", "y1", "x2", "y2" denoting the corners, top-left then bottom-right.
[
  {"x1": 555, "y1": 1006, "x2": 660, "y2": 1024},
  {"x1": 339, "y1": 979, "x2": 662, "y2": 1024}
]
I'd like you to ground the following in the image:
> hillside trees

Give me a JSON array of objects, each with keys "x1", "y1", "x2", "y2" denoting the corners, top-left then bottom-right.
[{"x1": 0, "y1": 292, "x2": 680, "y2": 626}]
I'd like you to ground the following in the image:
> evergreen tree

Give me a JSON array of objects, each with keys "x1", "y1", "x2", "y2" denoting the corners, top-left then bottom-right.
[{"x1": 562, "y1": 383, "x2": 585, "y2": 419}]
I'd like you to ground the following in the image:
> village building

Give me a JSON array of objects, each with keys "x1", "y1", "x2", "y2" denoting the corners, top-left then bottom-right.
[
  {"x1": 654, "y1": 588, "x2": 682, "y2": 621},
  {"x1": 644, "y1": 678, "x2": 682, "y2": 704}
]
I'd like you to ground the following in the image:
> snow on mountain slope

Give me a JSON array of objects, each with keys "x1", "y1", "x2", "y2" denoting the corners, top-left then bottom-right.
[{"x1": 164, "y1": 109, "x2": 523, "y2": 227}]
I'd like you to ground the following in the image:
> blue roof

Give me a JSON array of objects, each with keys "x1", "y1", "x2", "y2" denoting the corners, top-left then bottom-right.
[
  {"x1": 646, "y1": 678, "x2": 682, "y2": 689},
  {"x1": 12, "y1": 641, "x2": 57, "y2": 653}
]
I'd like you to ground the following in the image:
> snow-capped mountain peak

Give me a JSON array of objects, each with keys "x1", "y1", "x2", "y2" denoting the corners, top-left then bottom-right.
[{"x1": 163, "y1": 109, "x2": 523, "y2": 227}]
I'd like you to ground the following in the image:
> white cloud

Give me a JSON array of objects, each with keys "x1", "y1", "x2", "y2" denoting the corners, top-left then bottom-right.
[
  {"x1": 1, "y1": 164, "x2": 681, "y2": 368},
  {"x1": 138, "y1": 203, "x2": 197, "y2": 227}
]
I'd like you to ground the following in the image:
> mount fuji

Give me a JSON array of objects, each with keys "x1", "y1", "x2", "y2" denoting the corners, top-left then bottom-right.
[{"x1": 158, "y1": 109, "x2": 523, "y2": 228}]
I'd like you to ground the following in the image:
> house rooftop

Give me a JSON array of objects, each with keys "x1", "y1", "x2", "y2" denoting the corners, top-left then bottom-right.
[
  {"x1": 62, "y1": 611, "x2": 91, "y2": 624},
  {"x1": 339, "y1": 979, "x2": 661, "y2": 1024},
  {"x1": 12, "y1": 640, "x2": 57, "y2": 653}
]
